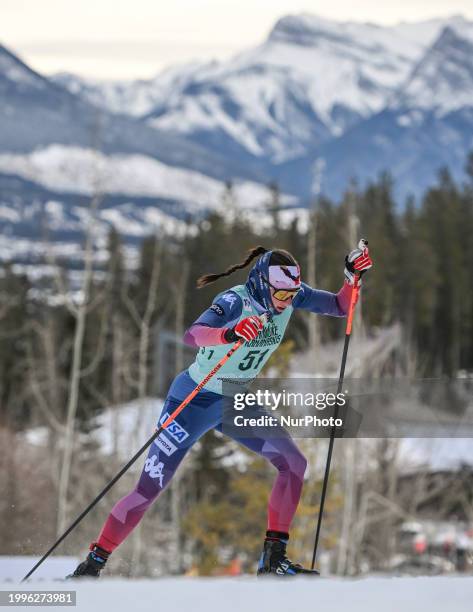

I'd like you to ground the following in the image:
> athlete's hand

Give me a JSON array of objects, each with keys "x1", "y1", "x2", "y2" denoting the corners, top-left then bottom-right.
[
  {"x1": 224, "y1": 315, "x2": 263, "y2": 343},
  {"x1": 344, "y1": 239, "x2": 373, "y2": 285}
]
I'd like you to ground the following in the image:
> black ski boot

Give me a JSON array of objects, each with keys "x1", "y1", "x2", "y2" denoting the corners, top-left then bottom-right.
[
  {"x1": 66, "y1": 543, "x2": 110, "y2": 579},
  {"x1": 257, "y1": 531, "x2": 320, "y2": 577}
]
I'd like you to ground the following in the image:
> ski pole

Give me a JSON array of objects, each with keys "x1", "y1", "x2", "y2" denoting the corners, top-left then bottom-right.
[
  {"x1": 22, "y1": 314, "x2": 268, "y2": 582},
  {"x1": 310, "y1": 241, "x2": 367, "y2": 570}
]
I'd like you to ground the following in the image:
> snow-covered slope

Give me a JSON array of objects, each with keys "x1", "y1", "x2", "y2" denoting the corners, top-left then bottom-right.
[
  {"x1": 10, "y1": 577, "x2": 473, "y2": 611},
  {"x1": 141, "y1": 15, "x2": 472, "y2": 164},
  {"x1": 0, "y1": 45, "x2": 251, "y2": 186},
  {"x1": 285, "y1": 22, "x2": 473, "y2": 203},
  {"x1": 392, "y1": 25, "x2": 473, "y2": 114},
  {"x1": 53, "y1": 60, "x2": 214, "y2": 117},
  {"x1": 57, "y1": 14, "x2": 467, "y2": 123},
  {"x1": 0, "y1": 150, "x2": 303, "y2": 274},
  {"x1": 260, "y1": 14, "x2": 458, "y2": 122},
  {"x1": 0, "y1": 43, "x2": 50, "y2": 91},
  {"x1": 2, "y1": 11, "x2": 473, "y2": 233},
  {"x1": 0, "y1": 145, "x2": 277, "y2": 210}
]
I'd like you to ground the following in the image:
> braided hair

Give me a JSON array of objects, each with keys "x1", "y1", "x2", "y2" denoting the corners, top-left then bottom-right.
[{"x1": 196, "y1": 246, "x2": 298, "y2": 288}]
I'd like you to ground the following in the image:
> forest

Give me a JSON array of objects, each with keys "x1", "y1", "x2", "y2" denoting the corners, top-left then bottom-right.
[{"x1": 1, "y1": 157, "x2": 472, "y2": 576}]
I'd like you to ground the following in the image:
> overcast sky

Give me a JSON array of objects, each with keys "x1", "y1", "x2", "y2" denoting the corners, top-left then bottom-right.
[{"x1": 2, "y1": 0, "x2": 473, "y2": 80}]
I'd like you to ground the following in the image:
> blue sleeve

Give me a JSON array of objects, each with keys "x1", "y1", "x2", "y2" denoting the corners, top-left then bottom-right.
[
  {"x1": 292, "y1": 282, "x2": 345, "y2": 317},
  {"x1": 192, "y1": 290, "x2": 243, "y2": 329}
]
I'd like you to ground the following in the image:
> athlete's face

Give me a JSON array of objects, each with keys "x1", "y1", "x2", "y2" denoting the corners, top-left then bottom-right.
[{"x1": 270, "y1": 287, "x2": 296, "y2": 313}]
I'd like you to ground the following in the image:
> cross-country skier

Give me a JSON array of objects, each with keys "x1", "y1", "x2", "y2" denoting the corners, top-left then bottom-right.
[{"x1": 68, "y1": 244, "x2": 372, "y2": 578}]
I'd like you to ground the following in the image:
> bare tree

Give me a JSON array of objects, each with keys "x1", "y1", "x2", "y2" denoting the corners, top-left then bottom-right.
[
  {"x1": 174, "y1": 259, "x2": 190, "y2": 375},
  {"x1": 307, "y1": 158, "x2": 325, "y2": 366},
  {"x1": 121, "y1": 233, "x2": 163, "y2": 575},
  {"x1": 56, "y1": 187, "x2": 104, "y2": 537}
]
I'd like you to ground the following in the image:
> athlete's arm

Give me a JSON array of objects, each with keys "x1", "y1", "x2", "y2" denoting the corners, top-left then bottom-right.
[
  {"x1": 292, "y1": 281, "x2": 354, "y2": 317},
  {"x1": 183, "y1": 291, "x2": 243, "y2": 347},
  {"x1": 293, "y1": 244, "x2": 373, "y2": 316}
]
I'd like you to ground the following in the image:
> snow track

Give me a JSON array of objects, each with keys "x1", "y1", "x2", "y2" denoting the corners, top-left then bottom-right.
[{"x1": 12, "y1": 576, "x2": 473, "y2": 612}]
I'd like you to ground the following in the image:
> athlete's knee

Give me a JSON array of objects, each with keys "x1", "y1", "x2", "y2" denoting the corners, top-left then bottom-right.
[
  {"x1": 290, "y1": 448, "x2": 307, "y2": 478},
  {"x1": 134, "y1": 481, "x2": 160, "y2": 506},
  {"x1": 269, "y1": 444, "x2": 307, "y2": 478},
  {"x1": 110, "y1": 484, "x2": 156, "y2": 524}
]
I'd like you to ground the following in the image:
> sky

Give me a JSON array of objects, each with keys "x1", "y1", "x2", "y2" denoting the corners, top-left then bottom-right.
[{"x1": 2, "y1": 0, "x2": 473, "y2": 80}]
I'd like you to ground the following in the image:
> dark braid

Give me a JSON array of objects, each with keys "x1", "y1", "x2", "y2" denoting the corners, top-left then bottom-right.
[{"x1": 196, "y1": 246, "x2": 268, "y2": 288}]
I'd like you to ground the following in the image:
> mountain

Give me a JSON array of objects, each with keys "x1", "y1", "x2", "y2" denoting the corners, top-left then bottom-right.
[
  {"x1": 52, "y1": 14, "x2": 468, "y2": 164},
  {"x1": 281, "y1": 24, "x2": 473, "y2": 202},
  {"x1": 1, "y1": 12, "x2": 473, "y2": 268},
  {"x1": 391, "y1": 24, "x2": 473, "y2": 114},
  {"x1": 53, "y1": 60, "x2": 214, "y2": 117},
  {"x1": 0, "y1": 46, "x2": 278, "y2": 272},
  {"x1": 0, "y1": 165, "x2": 294, "y2": 277},
  {"x1": 0, "y1": 145, "x2": 275, "y2": 208},
  {"x1": 0, "y1": 44, "x2": 255, "y2": 183}
]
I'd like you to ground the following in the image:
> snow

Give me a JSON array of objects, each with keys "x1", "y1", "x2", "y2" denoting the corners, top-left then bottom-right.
[
  {"x1": 0, "y1": 204, "x2": 20, "y2": 222},
  {"x1": 396, "y1": 111, "x2": 424, "y2": 127},
  {"x1": 52, "y1": 14, "x2": 473, "y2": 162},
  {"x1": 0, "y1": 49, "x2": 44, "y2": 89},
  {"x1": 93, "y1": 398, "x2": 164, "y2": 458},
  {"x1": 99, "y1": 209, "x2": 153, "y2": 237},
  {"x1": 23, "y1": 398, "x2": 164, "y2": 459},
  {"x1": 393, "y1": 25, "x2": 473, "y2": 115},
  {"x1": 400, "y1": 439, "x2": 473, "y2": 472},
  {"x1": 270, "y1": 13, "x2": 468, "y2": 67},
  {"x1": 5, "y1": 576, "x2": 473, "y2": 612},
  {"x1": 22, "y1": 379, "x2": 473, "y2": 475},
  {"x1": 252, "y1": 37, "x2": 399, "y2": 119},
  {"x1": 0, "y1": 557, "x2": 77, "y2": 582},
  {"x1": 0, "y1": 145, "x2": 274, "y2": 210},
  {"x1": 140, "y1": 207, "x2": 196, "y2": 235},
  {"x1": 145, "y1": 14, "x2": 473, "y2": 152},
  {"x1": 53, "y1": 60, "x2": 214, "y2": 117},
  {"x1": 0, "y1": 234, "x2": 83, "y2": 260}
]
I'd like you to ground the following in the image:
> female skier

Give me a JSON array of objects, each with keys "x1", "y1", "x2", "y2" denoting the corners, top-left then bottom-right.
[{"x1": 69, "y1": 244, "x2": 372, "y2": 577}]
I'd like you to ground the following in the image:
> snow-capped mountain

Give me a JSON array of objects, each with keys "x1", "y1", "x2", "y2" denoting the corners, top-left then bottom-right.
[
  {"x1": 0, "y1": 44, "x2": 253, "y2": 184},
  {"x1": 144, "y1": 14, "x2": 472, "y2": 166},
  {"x1": 0, "y1": 42, "x2": 51, "y2": 92},
  {"x1": 0, "y1": 45, "x2": 273, "y2": 270},
  {"x1": 391, "y1": 25, "x2": 473, "y2": 115},
  {"x1": 53, "y1": 60, "x2": 215, "y2": 118},
  {"x1": 1, "y1": 12, "x2": 473, "y2": 272},
  {"x1": 281, "y1": 23, "x2": 473, "y2": 202},
  {"x1": 53, "y1": 14, "x2": 470, "y2": 164}
]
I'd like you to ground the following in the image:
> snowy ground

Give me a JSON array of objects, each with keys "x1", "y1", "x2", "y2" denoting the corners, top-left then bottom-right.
[{"x1": 6, "y1": 576, "x2": 473, "y2": 612}]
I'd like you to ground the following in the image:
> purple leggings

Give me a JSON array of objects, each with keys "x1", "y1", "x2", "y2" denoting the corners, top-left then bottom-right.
[{"x1": 96, "y1": 372, "x2": 307, "y2": 552}]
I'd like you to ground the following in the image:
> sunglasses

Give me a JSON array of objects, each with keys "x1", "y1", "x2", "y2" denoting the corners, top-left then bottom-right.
[{"x1": 262, "y1": 277, "x2": 301, "y2": 301}]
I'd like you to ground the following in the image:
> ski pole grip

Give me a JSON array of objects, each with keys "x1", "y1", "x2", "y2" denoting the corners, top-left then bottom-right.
[
  {"x1": 345, "y1": 275, "x2": 360, "y2": 335},
  {"x1": 259, "y1": 312, "x2": 272, "y2": 325}
]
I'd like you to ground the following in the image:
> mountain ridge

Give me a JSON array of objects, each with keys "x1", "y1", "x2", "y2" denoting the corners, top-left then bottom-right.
[{"x1": 0, "y1": 13, "x2": 472, "y2": 221}]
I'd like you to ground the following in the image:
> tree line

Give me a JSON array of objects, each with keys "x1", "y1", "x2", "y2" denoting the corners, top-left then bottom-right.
[{"x1": 0, "y1": 157, "x2": 472, "y2": 574}]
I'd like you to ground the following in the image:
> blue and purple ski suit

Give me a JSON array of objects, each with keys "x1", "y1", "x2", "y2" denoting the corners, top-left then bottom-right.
[{"x1": 95, "y1": 255, "x2": 353, "y2": 553}]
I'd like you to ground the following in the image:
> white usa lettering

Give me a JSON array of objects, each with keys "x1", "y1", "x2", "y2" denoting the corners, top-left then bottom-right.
[{"x1": 159, "y1": 412, "x2": 190, "y2": 443}]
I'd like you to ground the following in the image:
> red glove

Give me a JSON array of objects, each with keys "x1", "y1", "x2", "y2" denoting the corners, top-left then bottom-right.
[
  {"x1": 344, "y1": 239, "x2": 373, "y2": 285},
  {"x1": 224, "y1": 315, "x2": 263, "y2": 343}
]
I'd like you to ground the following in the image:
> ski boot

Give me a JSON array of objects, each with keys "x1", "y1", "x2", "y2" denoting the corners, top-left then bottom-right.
[
  {"x1": 257, "y1": 531, "x2": 320, "y2": 577},
  {"x1": 66, "y1": 543, "x2": 110, "y2": 579}
]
